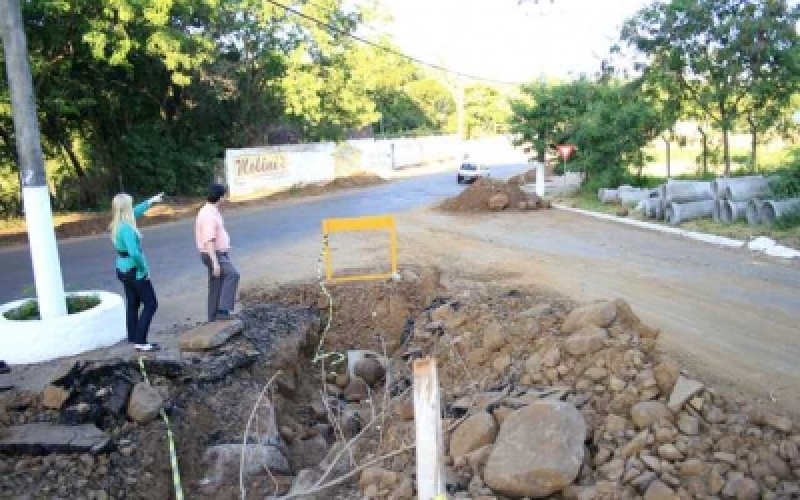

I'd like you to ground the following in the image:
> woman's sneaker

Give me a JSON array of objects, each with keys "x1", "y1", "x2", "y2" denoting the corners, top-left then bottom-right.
[{"x1": 134, "y1": 343, "x2": 161, "y2": 352}]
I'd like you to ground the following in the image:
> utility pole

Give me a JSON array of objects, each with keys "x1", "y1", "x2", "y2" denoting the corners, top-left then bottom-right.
[
  {"x1": 456, "y1": 75, "x2": 465, "y2": 141},
  {"x1": 0, "y1": 0, "x2": 66, "y2": 318}
]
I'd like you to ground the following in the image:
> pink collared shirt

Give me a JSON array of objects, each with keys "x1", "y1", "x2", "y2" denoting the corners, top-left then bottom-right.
[{"x1": 195, "y1": 203, "x2": 230, "y2": 252}]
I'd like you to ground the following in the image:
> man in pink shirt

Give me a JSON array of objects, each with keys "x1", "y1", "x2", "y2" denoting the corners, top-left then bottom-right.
[{"x1": 195, "y1": 183, "x2": 240, "y2": 321}]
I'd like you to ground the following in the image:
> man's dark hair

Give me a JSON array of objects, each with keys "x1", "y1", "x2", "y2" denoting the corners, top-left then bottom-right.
[{"x1": 207, "y1": 183, "x2": 228, "y2": 203}]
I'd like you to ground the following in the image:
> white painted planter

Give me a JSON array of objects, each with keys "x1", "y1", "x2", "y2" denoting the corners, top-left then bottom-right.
[{"x1": 0, "y1": 291, "x2": 126, "y2": 364}]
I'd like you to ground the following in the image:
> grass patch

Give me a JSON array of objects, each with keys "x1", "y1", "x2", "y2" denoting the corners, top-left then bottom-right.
[
  {"x1": 3, "y1": 294, "x2": 101, "y2": 321},
  {"x1": 556, "y1": 190, "x2": 630, "y2": 216}
]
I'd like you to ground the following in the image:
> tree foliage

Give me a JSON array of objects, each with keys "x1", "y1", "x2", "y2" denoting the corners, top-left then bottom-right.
[
  {"x1": 621, "y1": 0, "x2": 800, "y2": 176},
  {"x1": 510, "y1": 79, "x2": 664, "y2": 187},
  {"x1": 1, "y1": 0, "x2": 511, "y2": 216}
]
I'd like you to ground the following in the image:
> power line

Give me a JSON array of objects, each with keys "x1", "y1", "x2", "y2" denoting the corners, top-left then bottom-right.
[{"x1": 262, "y1": 0, "x2": 527, "y2": 86}]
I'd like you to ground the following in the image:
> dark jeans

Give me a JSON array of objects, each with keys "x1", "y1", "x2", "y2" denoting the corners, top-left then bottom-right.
[
  {"x1": 200, "y1": 251, "x2": 240, "y2": 322},
  {"x1": 117, "y1": 270, "x2": 158, "y2": 344}
]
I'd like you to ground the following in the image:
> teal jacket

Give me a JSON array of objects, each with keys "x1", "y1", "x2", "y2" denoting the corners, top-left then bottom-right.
[{"x1": 113, "y1": 200, "x2": 152, "y2": 280}]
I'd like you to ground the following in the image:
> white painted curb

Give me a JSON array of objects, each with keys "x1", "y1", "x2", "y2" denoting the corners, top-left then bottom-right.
[
  {"x1": 555, "y1": 204, "x2": 800, "y2": 259},
  {"x1": 0, "y1": 290, "x2": 126, "y2": 364},
  {"x1": 554, "y1": 204, "x2": 745, "y2": 248}
]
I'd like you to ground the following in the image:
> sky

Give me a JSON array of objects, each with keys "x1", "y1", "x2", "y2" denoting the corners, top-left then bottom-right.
[{"x1": 370, "y1": 0, "x2": 652, "y2": 85}]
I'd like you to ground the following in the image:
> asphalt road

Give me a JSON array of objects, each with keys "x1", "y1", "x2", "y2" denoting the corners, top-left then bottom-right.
[{"x1": 0, "y1": 163, "x2": 530, "y2": 322}]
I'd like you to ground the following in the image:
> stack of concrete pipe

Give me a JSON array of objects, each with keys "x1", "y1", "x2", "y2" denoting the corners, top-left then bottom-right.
[
  {"x1": 598, "y1": 186, "x2": 654, "y2": 205},
  {"x1": 599, "y1": 175, "x2": 798, "y2": 226},
  {"x1": 659, "y1": 179, "x2": 714, "y2": 225},
  {"x1": 747, "y1": 198, "x2": 800, "y2": 225}
]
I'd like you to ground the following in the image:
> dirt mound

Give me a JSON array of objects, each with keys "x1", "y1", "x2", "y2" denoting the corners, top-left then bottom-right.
[
  {"x1": 508, "y1": 168, "x2": 537, "y2": 185},
  {"x1": 328, "y1": 173, "x2": 385, "y2": 189},
  {"x1": 438, "y1": 178, "x2": 545, "y2": 213}
]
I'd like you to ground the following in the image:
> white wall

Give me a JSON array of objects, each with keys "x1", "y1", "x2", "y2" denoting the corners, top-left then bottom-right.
[
  {"x1": 226, "y1": 135, "x2": 462, "y2": 200},
  {"x1": 225, "y1": 145, "x2": 335, "y2": 199}
]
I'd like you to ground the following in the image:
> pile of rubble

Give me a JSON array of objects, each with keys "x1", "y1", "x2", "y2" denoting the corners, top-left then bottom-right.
[
  {"x1": 1, "y1": 271, "x2": 798, "y2": 499},
  {"x1": 352, "y1": 293, "x2": 800, "y2": 499},
  {"x1": 439, "y1": 178, "x2": 547, "y2": 212}
]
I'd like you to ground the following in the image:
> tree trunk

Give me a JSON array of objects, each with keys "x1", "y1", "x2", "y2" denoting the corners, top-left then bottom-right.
[
  {"x1": 722, "y1": 127, "x2": 731, "y2": 177},
  {"x1": 697, "y1": 125, "x2": 708, "y2": 176},
  {"x1": 663, "y1": 136, "x2": 671, "y2": 179},
  {"x1": 747, "y1": 115, "x2": 757, "y2": 173},
  {"x1": 537, "y1": 128, "x2": 546, "y2": 163}
]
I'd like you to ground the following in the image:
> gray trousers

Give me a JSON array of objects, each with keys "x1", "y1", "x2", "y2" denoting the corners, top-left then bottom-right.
[{"x1": 200, "y1": 251, "x2": 240, "y2": 321}]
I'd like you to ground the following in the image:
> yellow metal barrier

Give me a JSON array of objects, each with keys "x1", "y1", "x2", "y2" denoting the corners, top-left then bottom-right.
[{"x1": 321, "y1": 214, "x2": 397, "y2": 283}]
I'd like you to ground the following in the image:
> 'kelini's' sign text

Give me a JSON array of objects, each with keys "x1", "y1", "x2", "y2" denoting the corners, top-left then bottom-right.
[{"x1": 234, "y1": 153, "x2": 288, "y2": 179}]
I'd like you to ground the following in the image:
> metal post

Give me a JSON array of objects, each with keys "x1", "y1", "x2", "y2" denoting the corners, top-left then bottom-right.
[
  {"x1": 456, "y1": 75, "x2": 465, "y2": 141},
  {"x1": 0, "y1": 0, "x2": 66, "y2": 317}
]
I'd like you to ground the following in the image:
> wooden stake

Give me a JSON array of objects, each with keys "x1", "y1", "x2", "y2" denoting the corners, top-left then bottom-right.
[{"x1": 413, "y1": 357, "x2": 445, "y2": 500}]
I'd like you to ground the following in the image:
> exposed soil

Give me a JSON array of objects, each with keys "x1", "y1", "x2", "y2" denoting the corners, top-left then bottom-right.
[
  {"x1": 2, "y1": 267, "x2": 798, "y2": 499},
  {"x1": 0, "y1": 174, "x2": 385, "y2": 247},
  {"x1": 438, "y1": 177, "x2": 545, "y2": 213}
]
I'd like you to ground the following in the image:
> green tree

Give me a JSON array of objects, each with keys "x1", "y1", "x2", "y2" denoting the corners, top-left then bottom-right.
[
  {"x1": 463, "y1": 83, "x2": 510, "y2": 138},
  {"x1": 570, "y1": 84, "x2": 662, "y2": 185},
  {"x1": 621, "y1": 0, "x2": 800, "y2": 176},
  {"x1": 509, "y1": 79, "x2": 595, "y2": 163}
]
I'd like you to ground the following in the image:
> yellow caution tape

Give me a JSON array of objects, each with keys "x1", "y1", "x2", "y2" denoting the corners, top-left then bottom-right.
[
  {"x1": 138, "y1": 357, "x2": 184, "y2": 500},
  {"x1": 313, "y1": 233, "x2": 345, "y2": 367}
]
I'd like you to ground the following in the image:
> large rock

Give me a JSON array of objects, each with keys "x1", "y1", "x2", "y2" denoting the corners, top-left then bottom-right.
[
  {"x1": 561, "y1": 301, "x2": 617, "y2": 334},
  {"x1": 179, "y1": 319, "x2": 244, "y2": 351},
  {"x1": 450, "y1": 412, "x2": 498, "y2": 458},
  {"x1": 563, "y1": 326, "x2": 608, "y2": 356},
  {"x1": 289, "y1": 435, "x2": 329, "y2": 470},
  {"x1": 344, "y1": 377, "x2": 370, "y2": 402},
  {"x1": 667, "y1": 376, "x2": 704, "y2": 412},
  {"x1": 483, "y1": 327, "x2": 507, "y2": 352},
  {"x1": 353, "y1": 358, "x2": 385, "y2": 388},
  {"x1": 631, "y1": 401, "x2": 672, "y2": 429},
  {"x1": 654, "y1": 361, "x2": 681, "y2": 394},
  {"x1": 41, "y1": 385, "x2": 71, "y2": 410},
  {"x1": 488, "y1": 193, "x2": 509, "y2": 211},
  {"x1": 484, "y1": 401, "x2": 586, "y2": 498},
  {"x1": 644, "y1": 480, "x2": 679, "y2": 500},
  {"x1": 0, "y1": 423, "x2": 109, "y2": 454},
  {"x1": 127, "y1": 382, "x2": 164, "y2": 424}
]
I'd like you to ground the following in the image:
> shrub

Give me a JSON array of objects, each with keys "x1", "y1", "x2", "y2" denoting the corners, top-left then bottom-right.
[{"x1": 3, "y1": 294, "x2": 101, "y2": 321}]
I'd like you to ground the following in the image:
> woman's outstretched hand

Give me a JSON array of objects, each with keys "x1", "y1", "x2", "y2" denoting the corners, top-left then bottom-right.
[{"x1": 148, "y1": 192, "x2": 165, "y2": 204}]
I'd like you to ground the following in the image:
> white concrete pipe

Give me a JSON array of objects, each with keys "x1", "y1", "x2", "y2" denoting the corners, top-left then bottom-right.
[
  {"x1": 711, "y1": 176, "x2": 763, "y2": 199},
  {"x1": 641, "y1": 198, "x2": 653, "y2": 218},
  {"x1": 712, "y1": 199, "x2": 723, "y2": 222},
  {"x1": 664, "y1": 179, "x2": 713, "y2": 203},
  {"x1": 665, "y1": 200, "x2": 715, "y2": 226},
  {"x1": 721, "y1": 200, "x2": 749, "y2": 223},
  {"x1": 723, "y1": 178, "x2": 772, "y2": 201},
  {"x1": 761, "y1": 198, "x2": 800, "y2": 225},
  {"x1": 645, "y1": 197, "x2": 664, "y2": 219},
  {"x1": 618, "y1": 189, "x2": 653, "y2": 206},
  {"x1": 745, "y1": 199, "x2": 765, "y2": 225},
  {"x1": 600, "y1": 189, "x2": 619, "y2": 204}
]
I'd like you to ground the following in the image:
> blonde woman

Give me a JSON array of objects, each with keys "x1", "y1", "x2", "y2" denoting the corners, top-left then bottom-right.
[{"x1": 110, "y1": 192, "x2": 164, "y2": 352}]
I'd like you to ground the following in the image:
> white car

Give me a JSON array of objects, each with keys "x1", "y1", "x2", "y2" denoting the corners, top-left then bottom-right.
[{"x1": 457, "y1": 162, "x2": 491, "y2": 184}]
